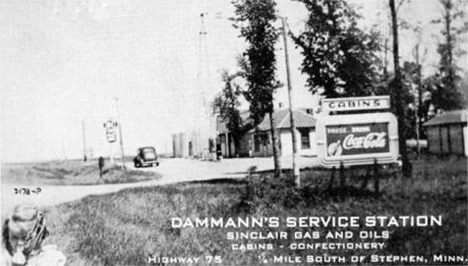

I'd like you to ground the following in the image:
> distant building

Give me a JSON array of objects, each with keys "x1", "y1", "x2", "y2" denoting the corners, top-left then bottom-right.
[
  {"x1": 217, "y1": 109, "x2": 317, "y2": 158},
  {"x1": 171, "y1": 130, "x2": 215, "y2": 159},
  {"x1": 423, "y1": 110, "x2": 467, "y2": 157},
  {"x1": 216, "y1": 111, "x2": 252, "y2": 158},
  {"x1": 172, "y1": 132, "x2": 189, "y2": 158}
]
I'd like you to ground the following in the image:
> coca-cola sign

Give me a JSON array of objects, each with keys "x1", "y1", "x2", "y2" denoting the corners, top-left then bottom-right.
[
  {"x1": 327, "y1": 123, "x2": 390, "y2": 156},
  {"x1": 316, "y1": 112, "x2": 398, "y2": 167}
]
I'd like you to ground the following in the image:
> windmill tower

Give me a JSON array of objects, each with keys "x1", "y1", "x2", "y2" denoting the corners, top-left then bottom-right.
[
  {"x1": 198, "y1": 12, "x2": 210, "y2": 110},
  {"x1": 191, "y1": 12, "x2": 216, "y2": 159}
]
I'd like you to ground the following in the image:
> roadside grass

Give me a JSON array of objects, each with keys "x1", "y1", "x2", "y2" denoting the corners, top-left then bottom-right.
[
  {"x1": 1, "y1": 160, "x2": 161, "y2": 186},
  {"x1": 44, "y1": 157, "x2": 467, "y2": 266}
]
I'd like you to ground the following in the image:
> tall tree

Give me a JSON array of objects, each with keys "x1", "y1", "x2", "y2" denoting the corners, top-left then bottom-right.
[
  {"x1": 291, "y1": 0, "x2": 380, "y2": 97},
  {"x1": 232, "y1": 0, "x2": 282, "y2": 177},
  {"x1": 401, "y1": 60, "x2": 422, "y2": 139},
  {"x1": 212, "y1": 70, "x2": 251, "y2": 157},
  {"x1": 429, "y1": 0, "x2": 467, "y2": 111},
  {"x1": 371, "y1": 0, "x2": 415, "y2": 94},
  {"x1": 389, "y1": 0, "x2": 411, "y2": 178}
]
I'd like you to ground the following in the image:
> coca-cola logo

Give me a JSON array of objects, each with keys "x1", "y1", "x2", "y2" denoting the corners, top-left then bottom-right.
[
  {"x1": 343, "y1": 132, "x2": 386, "y2": 149},
  {"x1": 328, "y1": 141, "x2": 343, "y2": 156},
  {"x1": 328, "y1": 132, "x2": 387, "y2": 156}
]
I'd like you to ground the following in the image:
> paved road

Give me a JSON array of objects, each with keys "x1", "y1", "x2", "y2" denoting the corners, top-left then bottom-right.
[{"x1": 1, "y1": 156, "x2": 317, "y2": 219}]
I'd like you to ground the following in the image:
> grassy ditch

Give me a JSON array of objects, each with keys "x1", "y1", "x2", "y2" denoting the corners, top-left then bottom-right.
[
  {"x1": 1, "y1": 160, "x2": 161, "y2": 186},
  {"x1": 44, "y1": 157, "x2": 467, "y2": 266}
]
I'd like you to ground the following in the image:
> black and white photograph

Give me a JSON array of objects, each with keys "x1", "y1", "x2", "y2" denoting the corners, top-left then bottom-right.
[{"x1": 1, "y1": 0, "x2": 467, "y2": 265}]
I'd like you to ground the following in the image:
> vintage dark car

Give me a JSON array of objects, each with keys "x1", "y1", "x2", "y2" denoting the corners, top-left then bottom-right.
[{"x1": 133, "y1": 146, "x2": 159, "y2": 168}]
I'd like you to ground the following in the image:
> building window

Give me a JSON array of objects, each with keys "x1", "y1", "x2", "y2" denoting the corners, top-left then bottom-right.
[
  {"x1": 300, "y1": 128, "x2": 310, "y2": 149},
  {"x1": 254, "y1": 134, "x2": 261, "y2": 152},
  {"x1": 254, "y1": 132, "x2": 269, "y2": 152}
]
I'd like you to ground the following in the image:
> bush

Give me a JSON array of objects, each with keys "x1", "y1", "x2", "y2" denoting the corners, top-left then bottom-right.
[{"x1": 239, "y1": 167, "x2": 306, "y2": 215}]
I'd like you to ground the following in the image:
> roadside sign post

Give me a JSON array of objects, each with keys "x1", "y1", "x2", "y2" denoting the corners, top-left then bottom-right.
[
  {"x1": 316, "y1": 96, "x2": 399, "y2": 192},
  {"x1": 104, "y1": 119, "x2": 118, "y2": 165},
  {"x1": 114, "y1": 97, "x2": 126, "y2": 171},
  {"x1": 109, "y1": 144, "x2": 114, "y2": 165}
]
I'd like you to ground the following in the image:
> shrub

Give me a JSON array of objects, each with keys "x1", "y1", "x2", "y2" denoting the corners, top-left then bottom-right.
[{"x1": 239, "y1": 167, "x2": 306, "y2": 215}]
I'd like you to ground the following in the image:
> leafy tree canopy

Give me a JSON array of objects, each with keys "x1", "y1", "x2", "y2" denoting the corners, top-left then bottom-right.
[
  {"x1": 292, "y1": 0, "x2": 380, "y2": 98},
  {"x1": 212, "y1": 70, "x2": 252, "y2": 156},
  {"x1": 232, "y1": 0, "x2": 282, "y2": 177},
  {"x1": 429, "y1": 0, "x2": 467, "y2": 110},
  {"x1": 213, "y1": 70, "x2": 250, "y2": 134},
  {"x1": 232, "y1": 0, "x2": 281, "y2": 125}
]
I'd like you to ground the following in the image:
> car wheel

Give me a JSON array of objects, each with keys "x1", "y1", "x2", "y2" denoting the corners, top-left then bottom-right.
[{"x1": 134, "y1": 163, "x2": 139, "y2": 168}]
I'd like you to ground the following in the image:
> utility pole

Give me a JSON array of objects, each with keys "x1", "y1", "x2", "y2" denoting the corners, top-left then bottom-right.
[
  {"x1": 82, "y1": 119, "x2": 87, "y2": 162},
  {"x1": 115, "y1": 97, "x2": 126, "y2": 171},
  {"x1": 383, "y1": 39, "x2": 389, "y2": 80},
  {"x1": 281, "y1": 17, "x2": 300, "y2": 187},
  {"x1": 414, "y1": 43, "x2": 422, "y2": 158},
  {"x1": 109, "y1": 143, "x2": 115, "y2": 165}
]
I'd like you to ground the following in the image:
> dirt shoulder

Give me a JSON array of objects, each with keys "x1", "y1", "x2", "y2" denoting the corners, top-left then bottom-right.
[{"x1": 1, "y1": 160, "x2": 162, "y2": 186}]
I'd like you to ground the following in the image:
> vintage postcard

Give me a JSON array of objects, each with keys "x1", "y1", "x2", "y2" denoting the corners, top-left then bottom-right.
[{"x1": 1, "y1": 0, "x2": 467, "y2": 265}]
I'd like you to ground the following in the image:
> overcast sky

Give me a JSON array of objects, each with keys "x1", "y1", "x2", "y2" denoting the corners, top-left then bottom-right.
[{"x1": 1, "y1": 0, "x2": 462, "y2": 163}]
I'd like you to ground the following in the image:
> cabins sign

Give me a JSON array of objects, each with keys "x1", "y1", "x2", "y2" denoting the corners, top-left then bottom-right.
[
  {"x1": 316, "y1": 109, "x2": 399, "y2": 168},
  {"x1": 321, "y1": 95, "x2": 390, "y2": 113}
]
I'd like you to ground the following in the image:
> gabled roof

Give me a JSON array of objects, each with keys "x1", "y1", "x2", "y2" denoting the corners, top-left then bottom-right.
[
  {"x1": 218, "y1": 109, "x2": 316, "y2": 134},
  {"x1": 423, "y1": 110, "x2": 467, "y2": 127},
  {"x1": 255, "y1": 109, "x2": 316, "y2": 131},
  {"x1": 280, "y1": 110, "x2": 317, "y2": 128}
]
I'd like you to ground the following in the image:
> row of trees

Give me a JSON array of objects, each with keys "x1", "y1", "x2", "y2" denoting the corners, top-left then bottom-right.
[{"x1": 214, "y1": 0, "x2": 467, "y2": 178}]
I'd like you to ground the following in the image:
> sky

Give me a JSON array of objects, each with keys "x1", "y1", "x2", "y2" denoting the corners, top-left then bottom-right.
[{"x1": 1, "y1": 0, "x2": 463, "y2": 163}]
